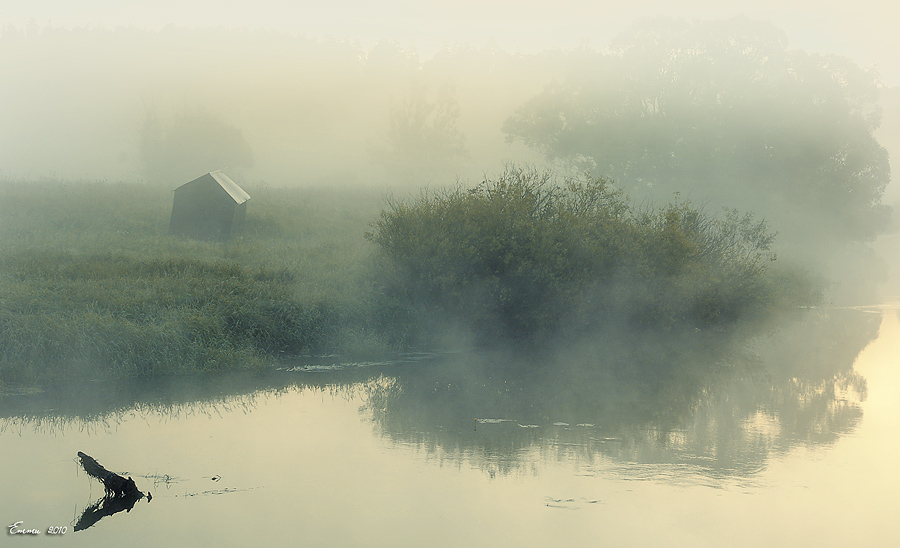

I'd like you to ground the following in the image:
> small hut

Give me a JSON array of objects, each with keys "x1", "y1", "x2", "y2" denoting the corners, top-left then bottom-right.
[{"x1": 168, "y1": 171, "x2": 250, "y2": 240}]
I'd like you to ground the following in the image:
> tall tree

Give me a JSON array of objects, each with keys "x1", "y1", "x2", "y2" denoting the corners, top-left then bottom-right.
[{"x1": 503, "y1": 17, "x2": 891, "y2": 246}]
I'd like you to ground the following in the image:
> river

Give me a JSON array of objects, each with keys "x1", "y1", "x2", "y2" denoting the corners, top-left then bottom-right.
[{"x1": 2, "y1": 304, "x2": 898, "y2": 547}]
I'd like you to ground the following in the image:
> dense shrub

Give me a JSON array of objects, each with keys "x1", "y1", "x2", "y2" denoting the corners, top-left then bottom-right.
[{"x1": 367, "y1": 166, "x2": 815, "y2": 344}]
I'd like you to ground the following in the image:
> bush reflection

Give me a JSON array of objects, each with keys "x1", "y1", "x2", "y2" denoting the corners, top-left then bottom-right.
[
  {"x1": 363, "y1": 309, "x2": 876, "y2": 479},
  {"x1": 0, "y1": 310, "x2": 879, "y2": 483}
]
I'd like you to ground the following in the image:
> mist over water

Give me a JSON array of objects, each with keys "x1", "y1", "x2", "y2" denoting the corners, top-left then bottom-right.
[
  {"x1": 2, "y1": 4, "x2": 899, "y2": 546},
  {"x1": 1, "y1": 306, "x2": 897, "y2": 546}
]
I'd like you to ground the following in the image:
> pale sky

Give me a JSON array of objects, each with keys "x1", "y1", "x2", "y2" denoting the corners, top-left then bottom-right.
[{"x1": 3, "y1": 0, "x2": 899, "y2": 84}]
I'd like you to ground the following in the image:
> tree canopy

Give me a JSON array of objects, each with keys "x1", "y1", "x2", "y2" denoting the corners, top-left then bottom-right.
[{"x1": 503, "y1": 17, "x2": 891, "y2": 245}]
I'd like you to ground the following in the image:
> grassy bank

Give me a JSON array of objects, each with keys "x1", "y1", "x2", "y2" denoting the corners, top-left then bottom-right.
[
  {"x1": 0, "y1": 171, "x2": 822, "y2": 387},
  {"x1": 0, "y1": 179, "x2": 387, "y2": 385}
]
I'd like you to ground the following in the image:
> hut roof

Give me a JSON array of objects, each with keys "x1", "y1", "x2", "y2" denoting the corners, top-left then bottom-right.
[{"x1": 175, "y1": 171, "x2": 250, "y2": 204}]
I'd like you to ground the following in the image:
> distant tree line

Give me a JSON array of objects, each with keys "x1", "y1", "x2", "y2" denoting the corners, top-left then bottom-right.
[
  {"x1": 503, "y1": 17, "x2": 891, "y2": 249},
  {"x1": 5, "y1": 19, "x2": 889, "y2": 248}
]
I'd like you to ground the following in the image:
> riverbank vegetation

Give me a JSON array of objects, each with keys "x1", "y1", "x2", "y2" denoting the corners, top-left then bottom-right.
[
  {"x1": 367, "y1": 166, "x2": 821, "y2": 345},
  {"x1": 0, "y1": 171, "x2": 822, "y2": 387},
  {"x1": 0, "y1": 179, "x2": 385, "y2": 386}
]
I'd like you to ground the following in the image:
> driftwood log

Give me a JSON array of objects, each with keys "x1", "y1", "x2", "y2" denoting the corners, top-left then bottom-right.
[
  {"x1": 77, "y1": 451, "x2": 150, "y2": 501},
  {"x1": 74, "y1": 452, "x2": 151, "y2": 532}
]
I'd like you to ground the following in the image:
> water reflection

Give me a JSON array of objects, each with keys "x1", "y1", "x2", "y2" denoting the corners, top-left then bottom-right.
[
  {"x1": 362, "y1": 309, "x2": 879, "y2": 481},
  {"x1": 71, "y1": 451, "x2": 150, "y2": 532},
  {"x1": 74, "y1": 491, "x2": 145, "y2": 532},
  {"x1": 0, "y1": 310, "x2": 880, "y2": 487},
  {"x1": 0, "y1": 358, "x2": 405, "y2": 435}
]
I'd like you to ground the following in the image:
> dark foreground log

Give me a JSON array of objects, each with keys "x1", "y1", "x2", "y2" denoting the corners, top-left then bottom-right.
[
  {"x1": 77, "y1": 451, "x2": 150, "y2": 500},
  {"x1": 75, "y1": 452, "x2": 151, "y2": 532}
]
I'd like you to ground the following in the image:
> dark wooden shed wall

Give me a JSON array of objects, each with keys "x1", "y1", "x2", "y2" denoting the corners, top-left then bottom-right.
[{"x1": 168, "y1": 173, "x2": 249, "y2": 240}]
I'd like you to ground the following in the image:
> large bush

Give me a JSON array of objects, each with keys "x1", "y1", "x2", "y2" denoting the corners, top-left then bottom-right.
[{"x1": 367, "y1": 166, "x2": 817, "y2": 344}]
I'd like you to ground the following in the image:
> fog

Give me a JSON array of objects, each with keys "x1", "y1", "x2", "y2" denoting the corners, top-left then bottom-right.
[
  {"x1": 1, "y1": 4, "x2": 897, "y2": 321},
  {"x1": 2, "y1": 3, "x2": 897, "y2": 316},
  {"x1": 0, "y1": 23, "x2": 549, "y2": 185},
  {"x1": 2, "y1": 6, "x2": 900, "y2": 544},
  {"x1": 2, "y1": 2, "x2": 898, "y2": 187}
]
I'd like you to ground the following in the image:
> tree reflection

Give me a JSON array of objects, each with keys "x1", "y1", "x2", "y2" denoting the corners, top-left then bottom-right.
[
  {"x1": 0, "y1": 310, "x2": 880, "y2": 483},
  {"x1": 361, "y1": 309, "x2": 879, "y2": 480}
]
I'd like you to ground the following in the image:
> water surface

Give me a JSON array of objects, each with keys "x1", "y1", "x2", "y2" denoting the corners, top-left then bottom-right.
[{"x1": 2, "y1": 306, "x2": 898, "y2": 547}]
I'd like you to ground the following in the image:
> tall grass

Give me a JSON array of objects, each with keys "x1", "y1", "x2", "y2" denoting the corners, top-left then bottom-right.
[{"x1": 0, "y1": 179, "x2": 386, "y2": 386}]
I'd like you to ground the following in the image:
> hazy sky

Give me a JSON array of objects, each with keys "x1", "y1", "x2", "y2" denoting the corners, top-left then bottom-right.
[{"x1": 4, "y1": 0, "x2": 899, "y2": 85}]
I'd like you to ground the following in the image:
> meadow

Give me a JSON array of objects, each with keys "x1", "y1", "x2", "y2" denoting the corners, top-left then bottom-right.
[{"x1": 0, "y1": 179, "x2": 388, "y2": 386}]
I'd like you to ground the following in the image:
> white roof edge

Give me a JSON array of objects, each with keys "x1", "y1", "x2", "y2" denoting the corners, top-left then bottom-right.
[
  {"x1": 209, "y1": 170, "x2": 251, "y2": 204},
  {"x1": 174, "y1": 171, "x2": 251, "y2": 204}
]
